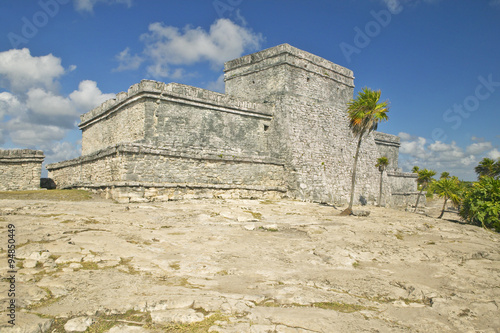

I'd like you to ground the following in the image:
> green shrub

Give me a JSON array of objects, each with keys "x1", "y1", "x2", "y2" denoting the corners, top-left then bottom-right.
[{"x1": 460, "y1": 177, "x2": 500, "y2": 232}]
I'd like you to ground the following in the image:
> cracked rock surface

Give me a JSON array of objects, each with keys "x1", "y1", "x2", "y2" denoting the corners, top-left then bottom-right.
[{"x1": 0, "y1": 196, "x2": 499, "y2": 332}]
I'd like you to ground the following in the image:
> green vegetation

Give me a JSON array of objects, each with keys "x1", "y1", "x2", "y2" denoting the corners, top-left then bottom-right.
[
  {"x1": 411, "y1": 160, "x2": 499, "y2": 233},
  {"x1": 259, "y1": 299, "x2": 374, "y2": 313},
  {"x1": 0, "y1": 189, "x2": 92, "y2": 201},
  {"x1": 376, "y1": 156, "x2": 389, "y2": 207},
  {"x1": 25, "y1": 287, "x2": 59, "y2": 310},
  {"x1": 259, "y1": 226, "x2": 278, "y2": 232},
  {"x1": 460, "y1": 177, "x2": 500, "y2": 232},
  {"x1": 244, "y1": 210, "x2": 262, "y2": 220},
  {"x1": 343, "y1": 87, "x2": 390, "y2": 215},
  {"x1": 431, "y1": 176, "x2": 462, "y2": 219},
  {"x1": 169, "y1": 261, "x2": 181, "y2": 270},
  {"x1": 474, "y1": 157, "x2": 500, "y2": 179},
  {"x1": 440, "y1": 171, "x2": 450, "y2": 179},
  {"x1": 43, "y1": 310, "x2": 152, "y2": 333},
  {"x1": 414, "y1": 168, "x2": 436, "y2": 212},
  {"x1": 154, "y1": 311, "x2": 229, "y2": 333}
]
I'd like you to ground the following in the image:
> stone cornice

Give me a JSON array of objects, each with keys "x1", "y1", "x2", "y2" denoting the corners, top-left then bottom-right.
[{"x1": 79, "y1": 81, "x2": 271, "y2": 129}]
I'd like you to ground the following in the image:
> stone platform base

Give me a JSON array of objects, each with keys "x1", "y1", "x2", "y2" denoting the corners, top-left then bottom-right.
[{"x1": 71, "y1": 183, "x2": 287, "y2": 203}]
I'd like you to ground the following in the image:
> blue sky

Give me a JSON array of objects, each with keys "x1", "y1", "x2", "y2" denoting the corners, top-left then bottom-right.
[{"x1": 0, "y1": 0, "x2": 499, "y2": 180}]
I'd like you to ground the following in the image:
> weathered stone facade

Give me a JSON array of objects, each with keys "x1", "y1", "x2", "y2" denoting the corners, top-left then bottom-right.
[
  {"x1": 0, "y1": 149, "x2": 44, "y2": 191},
  {"x1": 47, "y1": 44, "x2": 418, "y2": 205}
]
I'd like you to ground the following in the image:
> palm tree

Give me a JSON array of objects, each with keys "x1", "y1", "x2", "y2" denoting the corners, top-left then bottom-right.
[
  {"x1": 412, "y1": 166, "x2": 420, "y2": 173},
  {"x1": 341, "y1": 87, "x2": 389, "y2": 215},
  {"x1": 376, "y1": 156, "x2": 389, "y2": 207},
  {"x1": 431, "y1": 176, "x2": 461, "y2": 218},
  {"x1": 495, "y1": 159, "x2": 500, "y2": 179},
  {"x1": 475, "y1": 158, "x2": 497, "y2": 178},
  {"x1": 414, "y1": 168, "x2": 436, "y2": 213},
  {"x1": 440, "y1": 171, "x2": 450, "y2": 179}
]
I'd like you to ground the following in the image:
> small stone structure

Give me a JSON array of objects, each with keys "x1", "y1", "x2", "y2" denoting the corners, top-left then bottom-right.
[
  {"x1": 0, "y1": 149, "x2": 44, "y2": 191},
  {"x1": 47, "y1": 44, "x2": 419, "y2": 205}
]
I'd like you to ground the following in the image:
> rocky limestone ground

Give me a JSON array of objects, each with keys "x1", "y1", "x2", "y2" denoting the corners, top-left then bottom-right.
[{"x1": 0, "y1": 192, "x2": 499, "y2": 333}]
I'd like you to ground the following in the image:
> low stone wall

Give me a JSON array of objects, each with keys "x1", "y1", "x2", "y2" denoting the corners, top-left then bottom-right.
[
  {"x1": 386, "y1": 171, "x2": 423, "y2": 208},
  {"x1": 374, "y1": 132, "x2": 401, "y2": 172},
  {"x1": 0, "y1": 149, "x2": 44, "y2": 191},
  {"x1": 47, "y1": 143, "x2": 287, "y2": 203}
]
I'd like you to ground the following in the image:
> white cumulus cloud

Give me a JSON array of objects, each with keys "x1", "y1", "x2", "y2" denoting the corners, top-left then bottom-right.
[
  {"x1": 0, "y1": 48, "x2": 66, "y2": 93},
  {"x1": 399, "y1": 132, "x2": 428, "y2": 159},
  {"x1": 0, "y1": 92, "x2": 25, "y2": 118},
  {"x1": 27, "y1": 88, "x2": 77, "y2": 118},
  {"x1": 206, "y1": 74, "x2": 225, "y2": 93},
  {"x1": 488, "y1": 148, "x2": 500, "y2": 159},
  {"x1": 398, "y1": 132, "x2": 499, "y2": 180},
  {"x1": 5, "y1": 118, "x2": 67, "y2": 147},
  {"x1": 466, "y1": 141, "x2": 493, "y2": 154},
  {"x1": 69, "y1": 80, "x2": 115, "y2": 112},
  {"x1": 0, "y1": 48, "x2": 113, "y2": 163},
  {"x1": 134, "y1": 18, "x2": 262, "y2": 78},
  {"x1": 74, "y1": 0, "x2": 132, "y2": 12},
  {"x1": 113, "y1": 47, "x2": 144, "y2": 72}
]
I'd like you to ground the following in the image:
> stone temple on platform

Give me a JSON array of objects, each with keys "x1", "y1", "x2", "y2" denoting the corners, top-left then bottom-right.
[{"x1": 46, "y1": 44, "x2": 418, "y2": 205}]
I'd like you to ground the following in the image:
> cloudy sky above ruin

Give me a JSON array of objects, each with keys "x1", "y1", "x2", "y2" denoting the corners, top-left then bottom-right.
[{"x1": 0, "y1": 0, "x2": 499, "y2": 180}]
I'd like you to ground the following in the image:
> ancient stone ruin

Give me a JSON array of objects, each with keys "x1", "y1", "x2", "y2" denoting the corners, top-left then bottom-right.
[
  {"x1": 47, "y1": 44, "x2": 418, "y2": 205},
  {"x1": 0, "y1": 149, "x2": 44, "y2": 191}
]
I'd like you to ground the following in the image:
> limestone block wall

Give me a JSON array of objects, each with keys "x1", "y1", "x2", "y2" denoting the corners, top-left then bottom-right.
[
  {"x1": 374, "y1": 132, "x2": 400, "y2": 171},
  {"x1": 47, "y1": 143, "x2": 286, "y2": 201},
  {"x1": 387, "y1": 171, "x2": 420, "y2": 207},
  {"x1": 81, "y1": 100, "x2": 145, "y2": 155},
  {"x1": 225, "y1": 44, "x2": 354, "y2": 106},
  {"x1": 225, "y1": 43, "x2": 380, "y2": 204},
  {"x1": 79, "y1": 81, "x2": 273, "y2": 156},
  {"x1": 0, "y1": 149, "x2": 44, "y2": 191}
]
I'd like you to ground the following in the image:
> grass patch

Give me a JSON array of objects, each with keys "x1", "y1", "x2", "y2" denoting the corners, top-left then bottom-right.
[
  {"x1": 39, "y1": 213, "x2": 64, "y2": 218},
  {"x1": 258, "y1": 299, "x2": 373, "y2": 313},
  {"x1": 395, "y1": 232, "x2": 404, "y2": 240},
  {"x1": 311, "y1": 302, "x2": 373, "y2": 313},
  {"x1": 352, "y1": 261, "x2": 360, "y2": 268},
  {"x1": 259, "y1": 199, "x2": 275, "y2": 205},
  {"x1": 42, "y1": 310, "x2": 152, "y2": 333},
  {"x1": 119, "y1": 257, "x2": 140, "y2": 275},
  {"x1": 72, "y1": 261, "x2": 99, "y2": 270},
  {"x1": 25, "y1": 286, "x2": 60, "y2": 310},
  {"x1": 259, "y1": 226, "x2": 278, "y2": 232},
  {"x1": 244, "y1": 210, "x2": 262, "y2": 220},
  {"x1": 87, "y1": 310, "x2": 152, "y2": 333},
  {"x1": 154, "y1": 311, "x2": 229, "y2": 333},
  {"x1": 169, "y1": 261, "x2": 180, "y2": 270},
  {"x1": 17, "y1": 239, "x2": 52, "y2": 248},
  {"x1": 0, "y1": 189, "x2": 92, "y2": 201},
  {"x1": 369, "y1": 295, "x2": 426, "y2": 306}
]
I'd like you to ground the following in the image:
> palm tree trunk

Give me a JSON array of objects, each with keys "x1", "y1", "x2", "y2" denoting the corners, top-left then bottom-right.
[
  {"x1": 438, "y1": 197, "x2": 448, "y2": 219},
  {"x1": 378, "y1": 169, "x2": 384, "y2": 207},
  {"x1": 414, "y1": 186, "x2": 424, "y2": 213},
  {"x1": 348, "y1": 134, "x2": 363, "y2": 211}
]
